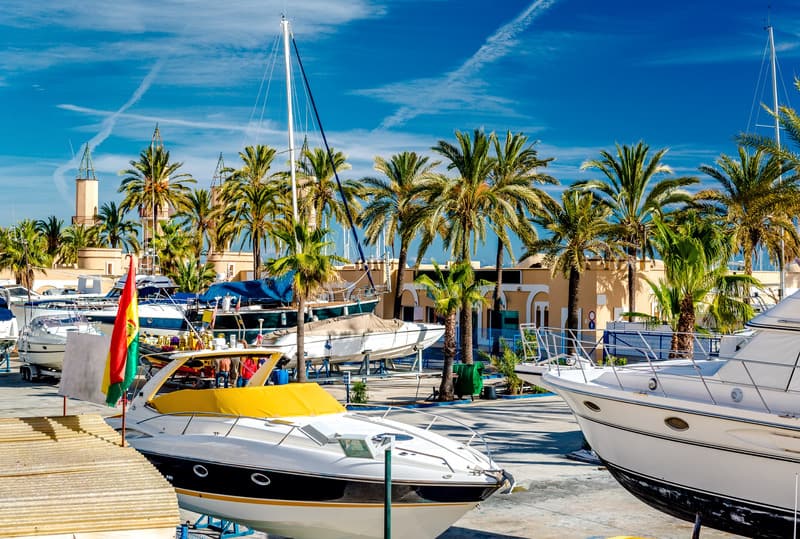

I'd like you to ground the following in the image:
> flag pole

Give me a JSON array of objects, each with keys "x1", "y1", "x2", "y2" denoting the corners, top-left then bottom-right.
[{"x1": 121, "y1": 393, "x2": 127, "y2": 447}]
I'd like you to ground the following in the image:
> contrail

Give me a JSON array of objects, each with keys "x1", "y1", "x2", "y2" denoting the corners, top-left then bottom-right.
[
  {"x1": 379, "y1": 0, "x2": 557, "y2": 130},
  {"x1": 53, "y1": 60, "x2": 164, "y2": 204}
]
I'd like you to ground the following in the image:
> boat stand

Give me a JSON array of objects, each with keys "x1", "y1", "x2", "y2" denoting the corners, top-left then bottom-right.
[{"x1": 193, "y1": 514, "x2": 254, "y2": 538}]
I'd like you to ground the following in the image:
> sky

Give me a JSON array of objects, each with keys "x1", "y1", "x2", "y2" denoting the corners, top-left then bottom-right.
[{"x1": 2, "y1": 0, "x2": 800, "y2": 266}]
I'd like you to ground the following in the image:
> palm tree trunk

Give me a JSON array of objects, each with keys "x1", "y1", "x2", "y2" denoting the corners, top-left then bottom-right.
[
  {"x1": 296, "y1": 294, "x2": 307, "y2": 383},
  {"x1": 439, "y1": 312, "x2": 457, "y2": 401},
  {"x1": 675, "y1": 295, "x2": 695, "y2": 358},
  {"x1": 567, "y1": 267, "x2": 580, "y2": 355},
  {"x1": 627, "y1": 245, "x2": 637, "y2": 321},
  {"x1": 491, "y1": 240, "x2": 503, "y2": 356},
  {"x1": 392, "y1": 246, "x2": 408, "y2": 320},
  {"x1": 253, "y1": 233, "x2": 261, "y2": 280},
  {"x1": 462, "y1": 299, "x2": 473, "y2": 365}
]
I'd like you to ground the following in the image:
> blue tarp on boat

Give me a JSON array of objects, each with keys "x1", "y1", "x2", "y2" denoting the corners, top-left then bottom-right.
[
  {"x1": 199, "y1": 273, "x2": 294, "y2": 304},
  {"x1": 0, "y1": 297, "x2": 12, "y2": 321}
]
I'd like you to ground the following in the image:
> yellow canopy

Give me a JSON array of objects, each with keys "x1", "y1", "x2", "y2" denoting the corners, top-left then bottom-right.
[{"x1": 149, "y1": 383, "x2": 346, "y2": 418}]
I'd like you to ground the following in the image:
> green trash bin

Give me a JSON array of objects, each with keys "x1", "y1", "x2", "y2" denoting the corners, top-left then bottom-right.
[{"x1": 452, "y1": 362, "x2": 484, "y2": 400}]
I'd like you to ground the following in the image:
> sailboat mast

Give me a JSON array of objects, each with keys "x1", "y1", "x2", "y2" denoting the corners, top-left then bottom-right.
[
  {"x1": 768, "y1": 25, "x2": 785, "y2": 299},
  {"x1": 282, "y1": 17, "x2": 300, "y2": 223}
]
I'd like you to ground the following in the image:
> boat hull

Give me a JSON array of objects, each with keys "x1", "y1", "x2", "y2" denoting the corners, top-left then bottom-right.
[
  {"x1": 549, "y1": 378, "x2": 800, "y2": 538},
  {"x1": 18, "y1": 342, "x2": 65, "y2": 371}
]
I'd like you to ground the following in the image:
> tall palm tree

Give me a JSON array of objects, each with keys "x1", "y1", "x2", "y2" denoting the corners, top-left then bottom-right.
[
  {"x1": 578, "y1": 142, "x2": 697, "y2": 319},
  {"x1": 0, "y1": 220, "x2": 50, "y2": 289},
  {"x1": 489, "y1": 131, "x2": 556, "y2": 353},
  {"x1": 265, "y1": 222, "x2": 345, "y2": 383},
  {"x1": 220, "y1": 145, "x2": 282, "y2": 278},
  {"x1": 35, "y1": 216, "x2": 63, "y2": 261},
  {"x1": 429, "y1": 128, "x2": 497, "y2": 364},
  {"x1": 57, "y1": 224, "x2": 99, "y2": 266},
  {"x1": 695, "y1": 147, "x2": 800, "y2": 275},
  {"x1": 96, "y1": 201, "x2": 140, "y2": 253},
  {"x1": 647, "y1": 213, "x2": 758, "y2": 355},
  {"x1": 178, "y1": 188, "x2": 216, "y2": 259},
  {"x1": 524, "y1": 190, "x2": 616, "y2": 339},
  {"x1": 415, "y1": 261, "x2": 488, "y2": 401},
  {"x1": 297, "y1": 146, "x2": 357, "y2": 231},
  {"x1": 358, "y1": 152, "x2": 440, "y2": 319},
  {"x1": 118, "y1": 144, "x2": 195, "y2": 249}
]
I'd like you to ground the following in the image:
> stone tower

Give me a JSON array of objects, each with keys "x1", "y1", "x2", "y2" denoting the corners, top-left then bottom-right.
[{"x1": 73, "y1": 144, "x2": 99, "y2": 225}]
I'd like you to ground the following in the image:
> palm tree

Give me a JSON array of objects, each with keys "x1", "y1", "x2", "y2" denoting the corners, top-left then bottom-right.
[
  {"x1": 738, "y1": 79, "x2": 800, "y2": 168},
  {"x1": 488, "y1": 131, "x2": 556, "y2": 353},
  {"x1": 170, "y1": 257, "x2": 217, "y2": 293},
  {"x1": 96, "y1": 201, "x2": 140, "y2": 253},
  {"x1": 358, "y1": 152, "x2": 440, "y2": 319},
  {"x1": 524, "y1": 190, "x2": 616, "y2": 339},
  {"x1": 57, "y1": 224, "x2": 99, "y2": 266},
  {"x1": 151, "y1": 220, "x2": 192, "y2": 276},
  {"x1": 647, "y1": 213, "x2": 759, "y2": 355},
  {"x1": 35, "y1": 216, "x2": 63, "y2": 261},
  {"x1": 415, "y1": 261, "x2": 488, "y2": 401},
  {"x1": 578, "y1": 142, "x2": 697, "y2": 319},
  {"x1": 265, "y1": 222, "x2": 345, "y2": 383},
  {"x1": 429, "y1": 128, "x2": 497, "y2": 364},
  {"x1": 178, "y1": 188, "x2": 215, "y2": 259},
  {"x1": 297, "y1": 146, "x2": 357, "y2": 231},
  {"x1": 0, "y1": 221, "x2": 51, "y2": 289},
  {"x1": 695, "y1": 147, "x2": 800, "y2": 275},
  {"x1": 220, "y1": 145, "x2": 282, "y2": 278},
  {"x1": 118, "y1": 144, "x2": 195, "y2": 249}
]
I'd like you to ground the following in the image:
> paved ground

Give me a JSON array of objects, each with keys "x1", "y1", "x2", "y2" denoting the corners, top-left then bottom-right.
[{"x1": 0, "y1": 356, "x2": 742, "y2": 539}]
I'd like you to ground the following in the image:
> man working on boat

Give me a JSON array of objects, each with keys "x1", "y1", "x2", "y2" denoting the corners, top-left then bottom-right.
[{"x1": 215, "y1": 355, "x2": 231, "y2": 388}]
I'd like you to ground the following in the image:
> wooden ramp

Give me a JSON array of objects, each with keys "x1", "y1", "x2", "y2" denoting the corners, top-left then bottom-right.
[{"x1": 0, "y1": 415, "x2": 179, "y2": 538}]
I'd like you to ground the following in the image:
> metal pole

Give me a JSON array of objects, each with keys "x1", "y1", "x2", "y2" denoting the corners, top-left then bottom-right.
[
  {"x1": 768, "y1": 25, "x2": 785, "y2": 300},
  {"x1": 282, "y1": 17, "x2": 299, "y2": 224},
  {"x1": 384, "y1": 435, "x2": 394, "y2": 539}
]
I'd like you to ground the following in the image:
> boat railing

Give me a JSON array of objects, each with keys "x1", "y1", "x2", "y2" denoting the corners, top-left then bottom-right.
[
  {"x1": 536, "y1": 326, "x2": 796, "y2": 414},
  {"x1": 345, "y1": 403, "x2": 498, "y2": 466}
]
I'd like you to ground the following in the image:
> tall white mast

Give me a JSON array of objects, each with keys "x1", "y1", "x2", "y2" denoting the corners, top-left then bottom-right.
[
  {"x1": 282, "y1": 17, "x2": 300, "y2": 223},
  {"x1": 768, "y1": 25, "x2": 785, "y2": 300}
]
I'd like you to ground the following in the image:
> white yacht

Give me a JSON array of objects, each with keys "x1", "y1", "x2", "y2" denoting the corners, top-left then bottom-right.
[
  {"x1": 18, "y1": 313, "x2": 102, "y2": 380},
  {"x1": 110, "y1": 348, "x2": 512, "y2": 539},
  {"x1": 528, "y1": 291, "x2": 800, "y2": 537}
]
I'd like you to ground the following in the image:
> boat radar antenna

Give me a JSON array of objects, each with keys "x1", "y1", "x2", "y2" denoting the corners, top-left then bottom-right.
[{"x1": 288, "y1": 27, "x2": 376, "y2": 290}]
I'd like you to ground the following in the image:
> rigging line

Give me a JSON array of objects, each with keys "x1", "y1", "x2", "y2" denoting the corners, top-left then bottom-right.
[
  {"x1": 257, "y1": 35, "x2": 282, "y2": 146},
  {"x1": 244, "y1": 34, "x2": 281, "y2": 150},
  {"x1": 746, "y1": 38, "x2": 771, "y2": 134},
  {"x1": 290, "y1": 34, "x2": 376, "y2": 290}
]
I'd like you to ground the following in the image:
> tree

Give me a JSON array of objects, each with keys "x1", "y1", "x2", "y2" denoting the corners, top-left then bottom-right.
[
  {"x1": 358, "y1": 152, "x2": 440, "y2": 319},
  {"x1": 96, "y1": 201, "x2": 140, "y2": 253},
  {"x1": 524, "y1": 190, "x2": 616, "y2": 344},
  {"x1": 151, "y1": 220, "x2": 192, "y2": 276},
  {"x1": 415, "y1": 261, "x2": 488, "y2": 401},
  {"x1": 0, "y1": 220, "x2": 51, "y2": 289},
  {"x1": 646, "y1": 213, "x2": 759, "y2": 355},
  {"x1": 118, "y1": 144, "x2": 195, "y2": 248},
  {"x1": 57, "y1": 224, "x2": 100, "y2": 266},
  {"x1": 170, "y1": 257, "x2": 217, "y2": 293},
  {"x1": 488, "y1": 131, "x2": 556, "y2": 353},
  {"x1": 178, "y1": 188, "x2": 215, "y2": 259},
  {"x1": 696, "y1": 147, "x2": 800, "y2": 276},
  {"x1": 35, "y1": 216, "x2": 63, "y2": 261},
  {"x1": 578, "y1": 142, "x2": 697, "y2": 319},
  {"x1": 429, "y1": 128, "x2": 497, "y2": 364},
  {"x1": 297, "y1": 146, "x2": 358, "y2": 231},
  {"x1": 265, "y1": 222, "x2": 345, "y2": 383}
]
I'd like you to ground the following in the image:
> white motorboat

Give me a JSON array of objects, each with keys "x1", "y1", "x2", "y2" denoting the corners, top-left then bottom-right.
[
  {"x1": 0, "y1": 297, "x2": 18, "y2": 358},
  {"x1": 532, "y1": 290, "x2": 800, "y2": 538},
  {"x1": 110, "y1": 348, "x2": 512, "y2": 539},
  {"x1": 18, "y1": 313, "x2": 102, "y2": 378},
  {"x1": 261, "y1": 313, "x2": 444, "y2": 365}
]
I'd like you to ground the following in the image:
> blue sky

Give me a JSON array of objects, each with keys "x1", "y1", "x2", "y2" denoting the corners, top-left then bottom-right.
[{"x1": 2, "y1": 0, "x2": 800, "y2": 265}]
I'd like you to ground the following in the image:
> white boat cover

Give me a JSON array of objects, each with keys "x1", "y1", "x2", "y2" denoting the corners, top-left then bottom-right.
[{"x1": 270, "y1": 313, "x2": 404, "y2": 338}]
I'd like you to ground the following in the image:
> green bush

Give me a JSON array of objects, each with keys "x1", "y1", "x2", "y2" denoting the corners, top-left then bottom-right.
[
  {"x1": 350, "y1": 381, "x2": 368, "y2": 403},
  {"x1": 490, "y1": 343, "x2": 524, "y2": 395}
]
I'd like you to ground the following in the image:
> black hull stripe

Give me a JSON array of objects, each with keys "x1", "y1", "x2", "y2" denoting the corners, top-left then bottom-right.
[
  {"x1": 603, "y1": 460, "x2": 796, "y2": 538},
  {"x1": 143, "y1": 451, "x2": 498, "y2": 504}
]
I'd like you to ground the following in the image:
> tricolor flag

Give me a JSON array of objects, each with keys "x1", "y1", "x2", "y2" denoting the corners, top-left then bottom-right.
[{"x1": 102, "y1": 258, "x2": 140, "y2": 406}]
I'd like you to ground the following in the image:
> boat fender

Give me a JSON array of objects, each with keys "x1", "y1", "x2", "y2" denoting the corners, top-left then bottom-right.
[{"x1": 647, "y1": 378, "x2": 658, "y2": 391}]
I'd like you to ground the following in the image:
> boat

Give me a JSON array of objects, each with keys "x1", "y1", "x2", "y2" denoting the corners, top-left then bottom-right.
[
  {"x1": 110, "y1": 348, "x2": 513, "y2": 538},
  {"x1": 18, "y1": 313, "x2": 103, "y2": 379},
  {"x1": 529, "y1": 288, "x2": 800, "y2": 538},
  {"x1": 261, "y1": 312, "x2": 444, "y2": 365},
  {"x1": 0, "y1": 297, "x2": 18, "y2": 360},
  {"x1": 195, "y1": 276, "x2": 379, "y2": 343}
]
